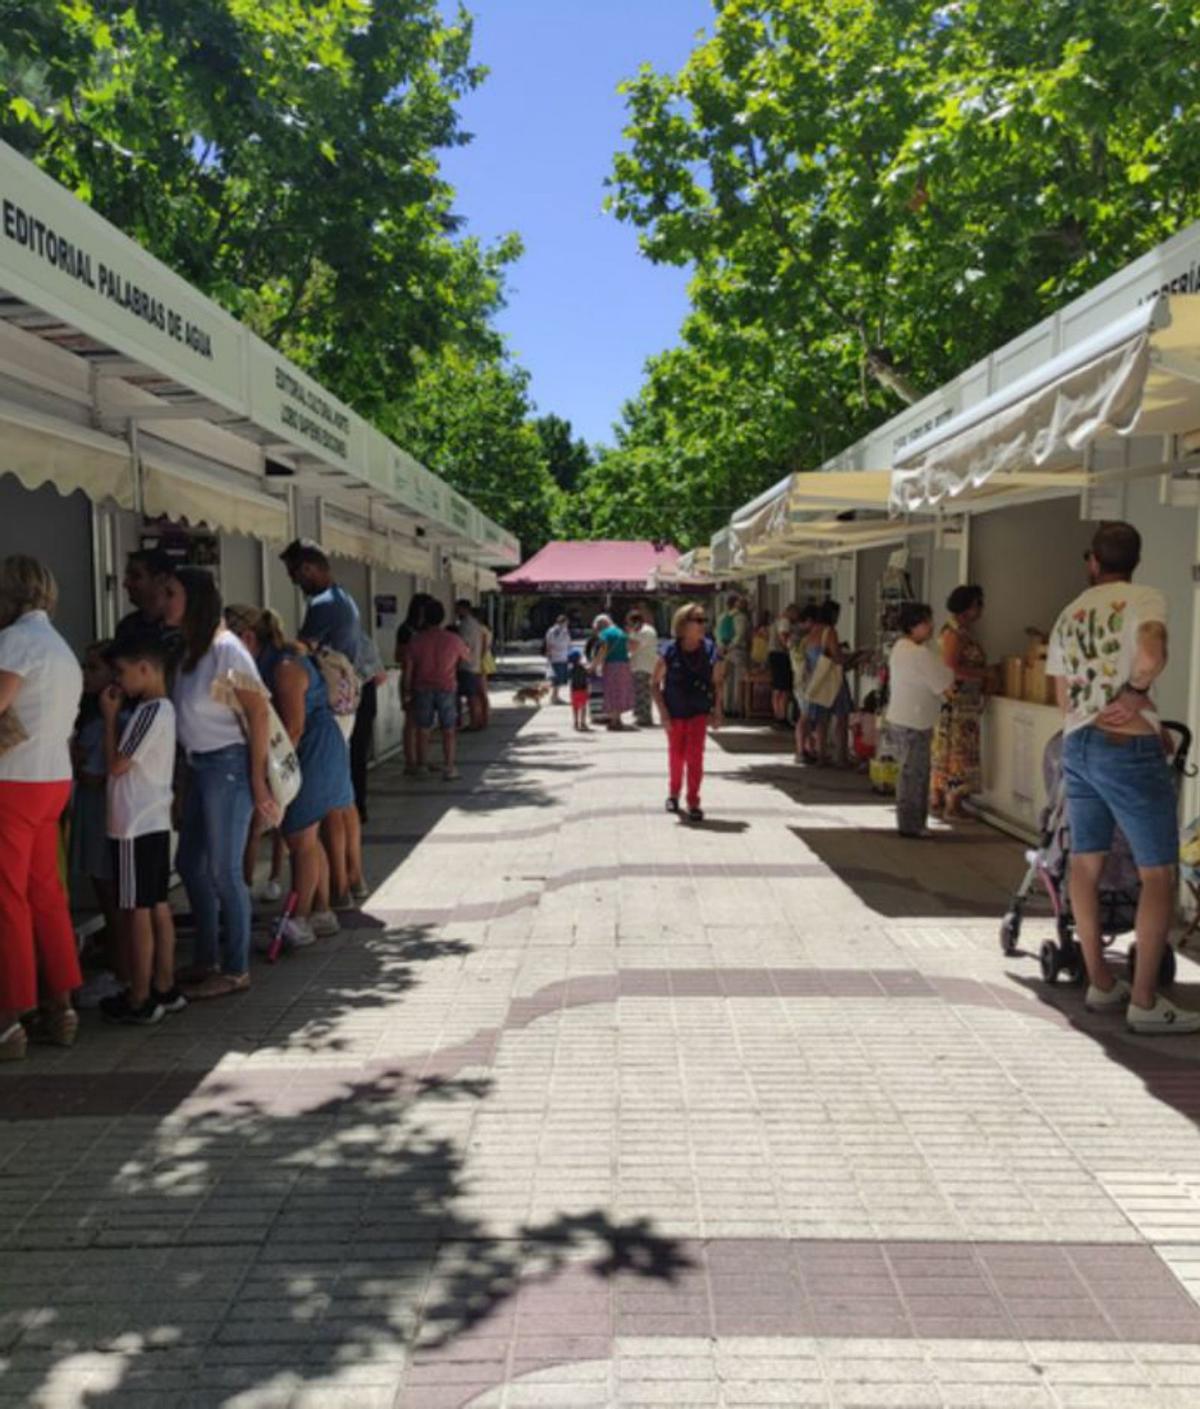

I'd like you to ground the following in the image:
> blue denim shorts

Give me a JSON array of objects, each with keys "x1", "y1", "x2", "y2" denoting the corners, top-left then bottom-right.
[
  {"x1": 414, "y1": 688, "x2": 457, "y2": 731},
  {"x1": 1061, "y1": 727, "x2": 1179, "y2": 867}
]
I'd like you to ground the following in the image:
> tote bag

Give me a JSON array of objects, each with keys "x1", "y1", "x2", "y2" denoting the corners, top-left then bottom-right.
[
  {"x1": 805, "y1": 653, "x2": 845, "y2": 709},
  {"x1": 224, "y1": 672, "x2": 303, "y2": 811}
]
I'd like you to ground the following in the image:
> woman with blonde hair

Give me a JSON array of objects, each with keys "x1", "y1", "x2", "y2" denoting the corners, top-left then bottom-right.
[
  {"x1": 651, "y1": 602, "x2": 725, "y2": 822},
  {"x1": 0, "y1": 555, "x2": 85, "y2": 1059},
  {"x1": 226, "y1": 604, "x2": 352, "y2": 948}
]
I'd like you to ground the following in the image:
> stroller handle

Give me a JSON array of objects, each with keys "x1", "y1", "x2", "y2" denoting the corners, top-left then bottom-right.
[{"x1": 1162, "y1": 720, "x2": 1195, "y2": 776}]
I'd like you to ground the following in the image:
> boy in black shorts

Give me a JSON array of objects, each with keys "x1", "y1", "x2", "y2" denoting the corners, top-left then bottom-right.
[{"x1": 99, "y1": 634, "x2": 182, "y2": 1025}]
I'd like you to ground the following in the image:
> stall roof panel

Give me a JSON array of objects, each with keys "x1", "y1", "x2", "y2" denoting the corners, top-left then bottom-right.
[
  {"x1": 0, "y1": 139, "x2": 518, "y2": 565},
  {"x1": 500, "y1": 540, "x2": 680, "y2": 593},
  {"x1": 893, "y1": 293, "x2": 1200, "y2": 511}
]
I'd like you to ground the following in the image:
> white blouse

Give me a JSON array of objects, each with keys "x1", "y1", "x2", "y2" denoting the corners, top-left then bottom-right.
[
  {"x1": 172, "y1": 629, "x2": 262, "y2": 756},
  {"x1": 0, "y1": 610, "x2": 82, "y2": 783}
]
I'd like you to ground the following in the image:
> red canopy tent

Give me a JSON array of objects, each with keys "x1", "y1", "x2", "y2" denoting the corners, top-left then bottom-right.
[{"x1": 499, "y1": 541, "x2": 681, "y2": 595}]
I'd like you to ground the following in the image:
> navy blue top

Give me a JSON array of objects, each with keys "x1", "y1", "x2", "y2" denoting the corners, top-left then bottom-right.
[{"x1": 662, "y1": 639, "x2": 717, "y2": 719}]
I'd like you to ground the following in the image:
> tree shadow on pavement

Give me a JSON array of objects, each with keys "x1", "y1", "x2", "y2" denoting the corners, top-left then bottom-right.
[{"x1": 1, "y1": 1050, "x2": 694, "y2": 1406}]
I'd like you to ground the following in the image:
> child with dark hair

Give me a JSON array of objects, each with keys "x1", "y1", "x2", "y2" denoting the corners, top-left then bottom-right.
[
  {"x1": 568, "y1": 650, "x2": 591, "y2": 732},
  {"x1": 886, "y1": 603, "x2": 954, "y2": 838},
  {"x1": 99, "y1": 634, "x2": 182, "y2": 1024}
]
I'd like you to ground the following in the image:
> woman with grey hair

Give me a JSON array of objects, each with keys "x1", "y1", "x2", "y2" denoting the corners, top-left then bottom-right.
[{"x1": 590, "y1": 613, "x2": 635, "y2": 731}]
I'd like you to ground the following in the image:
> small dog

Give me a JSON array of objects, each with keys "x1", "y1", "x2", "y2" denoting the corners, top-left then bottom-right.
[{"x1": 514, "y1": 684, "x2": 551, "y2": 706}]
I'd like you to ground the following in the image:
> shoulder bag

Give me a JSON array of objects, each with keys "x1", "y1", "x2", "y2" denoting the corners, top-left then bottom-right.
[{"x1": 220, "y1": 669, "x2": 303, "y2": 810}]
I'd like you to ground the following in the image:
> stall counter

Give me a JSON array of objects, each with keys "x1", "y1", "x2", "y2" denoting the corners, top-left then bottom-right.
[{"x1": 975, "y1": 695, "x2": 1063, "y2": 842}]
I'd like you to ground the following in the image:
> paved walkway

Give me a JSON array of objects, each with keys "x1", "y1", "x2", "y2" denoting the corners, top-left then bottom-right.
[{"x1": 5, "y1": 681, "x2": 1200, "y2": 1408}]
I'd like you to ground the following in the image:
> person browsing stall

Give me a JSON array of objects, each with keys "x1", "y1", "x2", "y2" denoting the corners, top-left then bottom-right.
[
  {"x1": 1046, "y1": 520, "x2": 1199, "y2": 1036},
  {"x1": 885, "y1": 603, "x2": 955, "y2": 839},
  {"x1": 165, "y1": 567, "x2": 278, "y2": 1000},
  {"x1": 0, "y1": 556, "x2": 84, "y2": 1060},
  {"x1": 98, "y1": 634, "x2": 183, "y2": 1025}
]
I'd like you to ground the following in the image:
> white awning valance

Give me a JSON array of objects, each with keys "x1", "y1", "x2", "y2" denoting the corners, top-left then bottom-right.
[
  {"x1": 731, "y1": 470, "x2": 896, "y2": 552},
  {"x1": 728, "y1": 469, "x2": 915, "y2": 567},
  {"x1": 325, "y1": 520, "x2": 383, "y2": 567},
  {"x1": 448, "y1": 558, "x2": 498, "y2": 597},
  {"x1": 141, "y1": 455, "x2": 290, "y2": 542},
  {"x1": 892, "y1": 293, "x2": 1200, "y2": 512},
  {"x1": 0, "y1": 398, "x2": 133, "y2": 508},
  {"x1": 387, "y1": 538, "x2": 434, "y2": 579}
]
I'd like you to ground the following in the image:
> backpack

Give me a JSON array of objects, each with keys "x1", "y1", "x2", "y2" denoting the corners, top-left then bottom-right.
[{"x1": 315, "y1": 646, "x2": 361, "y2": 717}]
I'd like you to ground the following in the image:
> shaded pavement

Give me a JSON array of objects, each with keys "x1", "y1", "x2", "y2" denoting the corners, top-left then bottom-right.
[{"x1": 4, "y1": 679, "x2": 1200, "y2": 1407}]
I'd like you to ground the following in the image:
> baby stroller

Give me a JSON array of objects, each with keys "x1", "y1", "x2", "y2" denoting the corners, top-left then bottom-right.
[{"x1": 999, "y1": 721, "x2": 1192, "y2": 986}]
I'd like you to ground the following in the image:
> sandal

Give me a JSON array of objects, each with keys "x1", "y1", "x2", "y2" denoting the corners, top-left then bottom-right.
[
  {"x1": 27, "y1": 1007, "x2": 79, "y2": 1048},
  {"x1": 0, "y1": 1021, "x2": 28, "y2": 1062},
  {"x1": 182, "y1": 972, "x2": 250, "y2": 1001}
]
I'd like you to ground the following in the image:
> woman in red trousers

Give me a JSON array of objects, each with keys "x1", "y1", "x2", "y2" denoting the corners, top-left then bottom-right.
[
  {"x1": 652, "y1": 602, "x2": 725, "y2": 823},
  {"x1": 0, "y1": 556, "x2": 84, "y2": 1060}
]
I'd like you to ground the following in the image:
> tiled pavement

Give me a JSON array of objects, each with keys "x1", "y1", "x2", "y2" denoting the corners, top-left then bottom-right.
[{"x1": 5, "y1": 683, "x2": 1200, "y2": 1407}]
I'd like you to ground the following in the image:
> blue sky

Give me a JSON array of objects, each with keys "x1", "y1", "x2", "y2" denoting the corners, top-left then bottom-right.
[{"x1": 438, "y1": 0, "x2": 713, "y2": 449}]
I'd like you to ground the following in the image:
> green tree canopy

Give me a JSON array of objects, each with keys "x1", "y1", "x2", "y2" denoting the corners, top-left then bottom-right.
[
  {"x1": 385, "y1": 347, "x2": 562, "y2": 556},
  {"x1": 534, "y1": 414, "x2": 594, "y2": 495},
  {"x1": 0, "y1": 0, "x2": 516, "y2": 410},
  {"x1": 590, "y1": 0, "x2": 1200, "y2": 545}
]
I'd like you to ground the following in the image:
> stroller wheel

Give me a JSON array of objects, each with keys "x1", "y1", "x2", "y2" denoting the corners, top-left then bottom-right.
[
  {"x1": 999, "y1": 913, "x2": 1020, "y2": 954},
  {"x1": 1129, "y1": 942, "x2": 1177, "y2": 987},
  {"x1": 1039, "y1": 940, "x2": 1060, "y2": 984}
]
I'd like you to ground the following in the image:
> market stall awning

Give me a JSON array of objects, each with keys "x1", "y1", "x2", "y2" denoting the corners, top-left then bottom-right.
[
  {"x1": 142, "y1": 453, "x2": 289, "y2": 543},
  {"x1": 500, "y1": 541, "x2": 680, "y2": 594},
  {"x1": 727, "y1": 469, "x2": 919, "y2": 568},
  {"x1": 892, "y1": 292, "x2": 1200, "y2": 513},
  {"x1": 732, "y1": 470, "x2": 895, "y2": 547},
  {"x1": 0, "y1": 397, "x2": 132, "y2": 509}
]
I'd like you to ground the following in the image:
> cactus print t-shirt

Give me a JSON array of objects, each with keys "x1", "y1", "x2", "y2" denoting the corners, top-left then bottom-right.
[{"x1": 1046, "y1": 582, "x2": 1167, "y2": 736}]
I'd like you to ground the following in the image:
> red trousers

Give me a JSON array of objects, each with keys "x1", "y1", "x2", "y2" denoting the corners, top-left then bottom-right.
[
  {"x1": 667, "y1": 715, "x2": 708, "y2": 808},
  {"x1": 0, "y1": 780, "x2": 81, "y2": 1013}
]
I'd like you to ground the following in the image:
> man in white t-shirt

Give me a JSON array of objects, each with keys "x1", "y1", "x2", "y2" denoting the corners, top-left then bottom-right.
[
  {"x1": 100, "y1": 634, "x2": 180, "y2": 1027},
  {"x1": 544, "y1": 615, "x2": 572, "y2": 704},
  {"x1": 1046, "y1": 520, "x2": 1197, "y2": 1035},
  {"x1": 626, "y1": 608, "x2": 660, "y2": 726},
  {"x1": 885, "y1": 603, "x2": 954, "y2": 837}
]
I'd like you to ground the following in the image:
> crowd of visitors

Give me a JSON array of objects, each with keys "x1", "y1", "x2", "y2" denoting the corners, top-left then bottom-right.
[
  {"x1": 3, "y1": 515, "x2": 1194, "y2": 1051},
  {"x1": 0, "y1": 542, "x2": 495, "y2": 1060}
]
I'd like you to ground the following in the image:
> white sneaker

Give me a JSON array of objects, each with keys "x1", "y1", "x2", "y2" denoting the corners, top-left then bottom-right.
[
  {"x1": 258, "y1": 878, "x2": 283, "y2": 903},
  {"x1": 1085, "y1": 979, "x2": 1131, "y2": 1013},
  {"x1": 444, "y1": 767, "x2": 461, "y2": 781},
  {"x1": 311, "y1": 911, "x2": 340, "y2": 938},
  {"x1": 281, "y1": 917, "x2": 317, "y2": 950},
  {"x1": 1126, "y1": 996, "x2": 1200, "y2": 1035}
]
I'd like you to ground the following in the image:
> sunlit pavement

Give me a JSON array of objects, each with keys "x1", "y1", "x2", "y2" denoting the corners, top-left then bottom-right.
[{"x1": 5, "y1": 676, "x2": 1200, "y2": 1408}]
